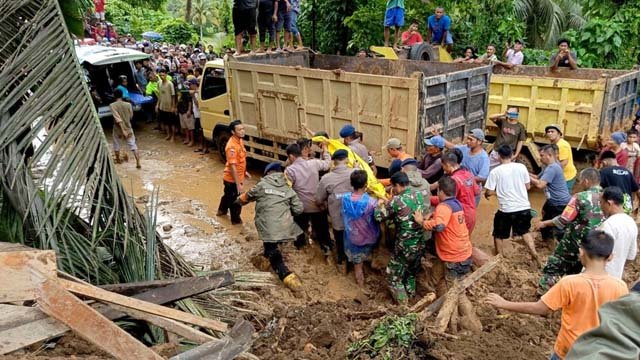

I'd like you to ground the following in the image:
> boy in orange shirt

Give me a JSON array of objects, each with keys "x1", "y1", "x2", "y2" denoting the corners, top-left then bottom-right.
[
  {"x1": 486, "y1": 230, "x2": 628, "y2": 359},
  {"x1": 414, "y1": 176, "x2": 473, "y2": 286}
]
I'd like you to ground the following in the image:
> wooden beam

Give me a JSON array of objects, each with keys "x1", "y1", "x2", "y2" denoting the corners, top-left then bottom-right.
[
  {"x1": 0, "y1": 248, "x2": 57, "y2": 302},
  {"x1": 0, "y1": 305, "x2": 49, "y2": 331},
  {"x1": 0, "y1": 275, "x2": 230, "y2": 355},
  {"x1": 130, "y1": 271, "x2": 234, "y2": 303},
  {"x1": 98, "y1": 271, "x2": 234, "y2": 296},
  {"x1": 420, "y1": 255, "x2": 502, "y2": 319},
  {"x1": 170, "y1": 320, "x2": 254, "y2": 360},
  {"x1": 107, "y1": 304, "x2": 215, "y2": 344},
  {"x1": 36, "y1": 277, "x2": 163, "y2": 360},
  {"x1": 59, "y1": 279, "x2": 228, "y2": 332}
]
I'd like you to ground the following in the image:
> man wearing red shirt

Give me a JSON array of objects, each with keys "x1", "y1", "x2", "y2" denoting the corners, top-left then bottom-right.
[
  {"x1": 94, "y1": 0, "x2": 105, "y2": 21},
  {"x1": 401, "y1": 20, "x2": 423, "y2": 46}
]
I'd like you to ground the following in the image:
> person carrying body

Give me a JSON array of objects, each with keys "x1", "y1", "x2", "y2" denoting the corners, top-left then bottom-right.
[
  {"x1": 486, "y1": 230, "x2": 628, "y2": 360},
  {"x1": 376, "y1": 172, "x2": 429, "y2": 303},
  {"x1": 236, "y1": 162, "x2": 304, "y2": 292}
]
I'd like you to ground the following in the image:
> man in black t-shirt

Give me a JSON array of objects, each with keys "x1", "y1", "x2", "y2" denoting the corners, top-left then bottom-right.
[
  {"x1": 233, "y1": 0, "x2": 258, "y2": 55},
  {"x1": 600, "y1": 150, "x2": 640, "y2": 210}
]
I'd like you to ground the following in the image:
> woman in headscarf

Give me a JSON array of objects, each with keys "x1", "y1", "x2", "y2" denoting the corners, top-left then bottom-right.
[{"x1": 598, "y1": 131, "x2": 629, "y2": 168}]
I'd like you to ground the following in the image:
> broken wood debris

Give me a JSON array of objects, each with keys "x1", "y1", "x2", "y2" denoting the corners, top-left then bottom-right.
[{"x1": 0, "y1": 243, "x2": 258, "y2": 359}]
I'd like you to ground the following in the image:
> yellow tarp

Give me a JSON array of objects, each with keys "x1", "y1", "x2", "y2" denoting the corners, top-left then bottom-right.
[{"x1": 312, "y1": 136, "x2": 388, "y2": 199}]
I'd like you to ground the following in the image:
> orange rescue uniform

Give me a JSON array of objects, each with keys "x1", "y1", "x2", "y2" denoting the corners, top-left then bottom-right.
[{"x1": 223, "y1": 136, "x2": 247, "y2": 184}]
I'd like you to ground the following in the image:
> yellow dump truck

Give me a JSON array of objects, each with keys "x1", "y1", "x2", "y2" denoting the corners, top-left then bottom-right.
[
  {"x1": 199, "y1": 51, "x2": 492, "y2": 166},
  {"x1": 487, "y1": 66, "x2": 640, "y2": 169}
]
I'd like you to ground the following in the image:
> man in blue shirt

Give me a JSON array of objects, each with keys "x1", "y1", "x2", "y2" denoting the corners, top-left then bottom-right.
[
  {"x1": 115, "y1": 75, "x2": 130, "y2": 101},
  {"x1": 442, "y1": 129, "x2": 490, "y2": 206},
  {"x1": 530, "y1": 144, "x2": 572, "y2": 243},
  {"x1": 427, "y1": 7, "x2": 453, "y2": 52}
]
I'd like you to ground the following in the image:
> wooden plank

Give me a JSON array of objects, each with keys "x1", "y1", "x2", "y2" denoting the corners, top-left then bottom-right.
[
  {"x1": 0, "y1": 304, "x2": 49, "y2": 331},
  {"x1": 36, "y1": 277, "x2": 163, "y2": 360},
  {"x1": 99, "y1": 271, "x2": 234, "y2": 296},
  {"x1": 421, "y1": 255, "x2": 502, "y2": 319},
  {"x1": 60, "y1": 279, "x2": 228, "y2": 332},
  {"x1": 0, "y1": 274, "x2": 229, "y2": 355},
  {"x1": 108, "y1": 303, "x2": 215, "y2": 344},
  {"x1": 0, "y1": 249, "x2": 57, "y2": 302},
  {"x1": 170, "y1": 320, "x2": 254, "y2": 360}
]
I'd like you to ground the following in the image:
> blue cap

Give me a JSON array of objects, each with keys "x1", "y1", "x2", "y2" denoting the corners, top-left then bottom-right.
[
  {"x1": 424, "y1": 135, "x2": 445, "y2": 149},
  {"x1": 264, "y1": 162, "x2": 282, "y2": 175},
  {"x1": 401, "y1": 158, "x2": 418, "y2": 167},
  {"x1": 339, "y1": 124, "x2": 356, "y2": 138},
  {"x1": 611, "y1": 131, "x2": 626, "y2": 145},
  {"x1": 332, "y1": 149, "x2": 349, "y2": 160}
]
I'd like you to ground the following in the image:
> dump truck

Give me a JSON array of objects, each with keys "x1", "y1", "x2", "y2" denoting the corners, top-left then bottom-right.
[
  {"x1": 199, "y1": 51, "x2": 492, "y2": 167},
  {"x1": 486, "y1": 66, "x2": 640, "y2": 170}
]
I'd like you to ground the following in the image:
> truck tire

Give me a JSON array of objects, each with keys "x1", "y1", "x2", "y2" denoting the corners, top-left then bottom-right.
[
  {"x1": 408, "y1": 43, "x2": 436, "y2": 61},
  {"x1": 216, "y1": 132, "x2": 230, "y2": 163},
  {"x1": 516, "y1": 153, "x2": 539, "y2": 174}
]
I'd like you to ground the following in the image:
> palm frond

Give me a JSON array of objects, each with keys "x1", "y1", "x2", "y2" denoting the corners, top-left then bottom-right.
[{"x1": 0, "y1": 0, "x2": 194, "y2": 285}]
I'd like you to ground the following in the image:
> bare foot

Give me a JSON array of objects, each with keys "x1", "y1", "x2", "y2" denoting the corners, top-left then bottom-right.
[
  {"x1": 170, "y1": 136, "x2": 175, "y2": 142},
  {"x1": 122, "y1": 153, "x2": 129, "y2": 162},
  {"x1": 266, "y1": 49, "x2": 272, "y2": 54},
  {"x1": 233, "y1": 51, "x2": 241, "y2": 56},
  {"x1": 187, "y1": 141, "x2": 194, "y2": 147},
  {"x1": 182, "y1": 140, "x2": 189, "y2": 144},
  {"x1": 164, "y1": 135, "x2": 171, "y2": 141},
  {"x1": 257, "y1": 47, "x2": 265, "y2": 53},
  {"x1": 249, "y1": 50, "x2": 256, "y2": 56},
  {"x1": 286, "y1": 46, "x2": 295, "y2": 52}
]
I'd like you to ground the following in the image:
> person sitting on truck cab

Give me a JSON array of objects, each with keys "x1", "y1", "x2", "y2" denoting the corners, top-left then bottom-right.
[
  {"x1": 545, "y1": 124, "x2": 577, "y2": 192},
  {"x1": 488, "y1": 106, "x2": 526, "y2": 170},
  {"x1": 550, "y1": 38, "x2": 578, "y2": 71},
  {"x1": 401, "y1": 19, "x2": 423, "y2": 47},
  {"x1": 475, "y1": 44, "x2": 498, "y2": 64}
]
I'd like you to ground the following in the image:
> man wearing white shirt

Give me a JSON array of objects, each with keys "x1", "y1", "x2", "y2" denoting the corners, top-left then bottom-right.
[
  {"x1": 495, "y1": 40, "x2": 524, "y2": 69},
  {"x1": 599, "y1": 186, "x2": 638, "y2": 279}
]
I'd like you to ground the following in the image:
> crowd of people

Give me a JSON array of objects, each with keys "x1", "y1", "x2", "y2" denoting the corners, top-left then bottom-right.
[{"x1": 217, "y1": 111, "x2": 639, "y2": 358}]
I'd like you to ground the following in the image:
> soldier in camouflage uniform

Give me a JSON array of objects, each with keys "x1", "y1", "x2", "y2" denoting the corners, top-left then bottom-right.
[
  {"x1": 375, "y1": 172, "x2": 430, "y2": 303},
  {"x1": 536, "y1": 168, "x2": 605, "y2": 294}
]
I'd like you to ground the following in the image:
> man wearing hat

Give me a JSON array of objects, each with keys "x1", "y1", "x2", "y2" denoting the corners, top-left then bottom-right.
[
  {"x1": 379, "y1": 138, "x2": 413, "y2": 187},
  {"x1": 400, "y1": 158, "x2": 432, "y2": 198},
  {"x1": 236, "y1": 162, "x2": 304, "y2": 292},
  {"x1": 546, "y1": 124, "x2": 577, "y2": 191},
  {"x1": 488, "y1": 106, "x2": 527, "y2": 170},
  {"x1": 339, "y1": 124, "x2": 376, "y2": 174},
  {"x1": 442, "y1": 129, "x2": 490, "y2": 205},
  {"x1": 316, "y1": 149, "x2": 355, "y2": 269},
  {"x1": 418, "y1": 135, "x2": 445, "y2": 184},
  {"x1": 494, "y1": 39, "x2": 524, "y2": 69}
]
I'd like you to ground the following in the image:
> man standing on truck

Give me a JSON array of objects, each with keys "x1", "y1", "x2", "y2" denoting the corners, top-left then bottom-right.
[
  {"x1": 530, "y1": 145, "x2": 572, "y2": 245},
  {"x1": 383, "y1": 0, "x2": 405, "y2": 50},
  {"x1": 284, "y1": 143, "x2": 334, "y2": 260},
  {"x1": 427, "y1": 7, "x2": 453, "y2": 52},
  {"x1": 545, "y1": 124, "x2": 577, "y2": 191},
  {"x1": 488, "y1": 106, "x2": 527, "y2": 170},
  {"x1": 232, "y1": 0, "x2": 258, "y2": 55},
  {"x1": 550, "y1": 38, "x2": 578, "y2": 71},
  {"x1": 217, "y1": 120, "x2": 249, "y2": 225}
]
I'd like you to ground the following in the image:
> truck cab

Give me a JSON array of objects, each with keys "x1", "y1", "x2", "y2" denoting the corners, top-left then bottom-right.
[{"x1": 199, "y1": 59, "x2": 232, "y2": 156}]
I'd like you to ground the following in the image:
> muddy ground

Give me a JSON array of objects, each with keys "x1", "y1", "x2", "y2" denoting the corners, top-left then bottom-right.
[{"x1": 8, "y1": 123, "x2": 639, "y2": 360}]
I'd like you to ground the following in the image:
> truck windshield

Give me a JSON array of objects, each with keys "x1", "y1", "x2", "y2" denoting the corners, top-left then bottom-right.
[{"x1": 202, "y1": 67, "x2": 226, "y2": 100}]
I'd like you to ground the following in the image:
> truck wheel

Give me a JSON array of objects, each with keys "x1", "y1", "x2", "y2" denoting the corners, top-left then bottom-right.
[
  {"x1": 516, "y1": 153, "x2": 539, "y2": 174},
  {"x1": 408, "y1": 43, "x2": 435, "y2": 61},
  {"x1": 216, "y1": 132, "x2": 231, "y2": 163}
]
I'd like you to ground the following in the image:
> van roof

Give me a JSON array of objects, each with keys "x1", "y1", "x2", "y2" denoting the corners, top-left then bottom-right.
[{"x1": 74, "y1": 45, "x2": 150, "y2": 66}]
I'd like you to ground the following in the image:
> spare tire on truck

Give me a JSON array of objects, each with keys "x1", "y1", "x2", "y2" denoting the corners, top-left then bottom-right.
[{"x1": 408, "y1": 43, "x2": 436, "y2": 61}]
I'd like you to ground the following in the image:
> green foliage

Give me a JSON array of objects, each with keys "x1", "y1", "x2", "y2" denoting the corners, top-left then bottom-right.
[
  {"x1": 59, "y1": 0, "x2": 92, "y2": 36},
  {"x1": 562, "y1": 0, "x2": 640, "y2": 69},
  {"x1": 347, "y1": 314, "x2": 419, "y2": 360},
  {"x1": 157, "y1": 19, "x2": 198, "y2": 44},
  {"x1": 513, "y1": 0, "x2": 585, "y2": 49},
  {"x1": 298, "y1": 0, "x2": 360, "y2": 55},
  {"x1": 106, "y1": 0, "x2": 197, "y2": 43},
  {"x1": 522, "y1": 48, "x2": 553, "y2": 65}
]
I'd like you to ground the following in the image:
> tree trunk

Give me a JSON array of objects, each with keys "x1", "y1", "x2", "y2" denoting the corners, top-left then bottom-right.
[{"x1": 185, "y1": 0, "x2": 192, "y2": 23}]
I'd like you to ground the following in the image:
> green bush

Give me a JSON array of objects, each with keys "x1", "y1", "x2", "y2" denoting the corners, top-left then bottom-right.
[{"x1": 157, "y1": 20, "x2": 198, "y2": 44}]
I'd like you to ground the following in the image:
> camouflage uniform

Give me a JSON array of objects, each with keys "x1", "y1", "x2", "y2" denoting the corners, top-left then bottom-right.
[
  {"x1": 375, "y1": 188, "x2": 430, "y2": 302},
  {"x1": 538, "y1": 186, "x2": 604, "y2": 294}
]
